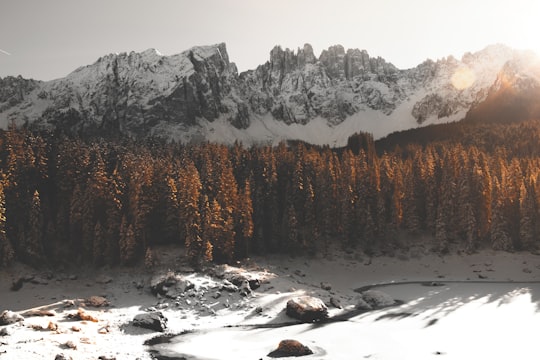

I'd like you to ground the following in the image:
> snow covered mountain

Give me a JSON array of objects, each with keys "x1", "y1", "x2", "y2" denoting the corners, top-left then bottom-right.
[{"x1": 0, "y1": 43, "x2": 538, "y2": 146}]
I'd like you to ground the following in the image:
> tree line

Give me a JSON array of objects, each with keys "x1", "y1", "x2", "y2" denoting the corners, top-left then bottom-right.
[{"x1": 2, "y1": 119, "x2": 540, "y2": 268}]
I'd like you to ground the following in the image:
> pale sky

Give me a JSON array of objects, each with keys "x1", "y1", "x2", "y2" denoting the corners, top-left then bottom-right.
[{"x1": 1, "y1": 0, "x2": 539, "y2": 81}]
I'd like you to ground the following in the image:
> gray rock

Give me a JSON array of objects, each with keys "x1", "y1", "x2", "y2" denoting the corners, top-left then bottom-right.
[
  {"x1": 360, "y1": 290, "x2": 395, "y2": 308},
  {"x1": 248, "y1": 278, "x2": 261, "y2": 290},
  {"x1": 10, "y1": 277, "x2": 25, "y2": 291},
  {"x1": 220, "y1": 280, "x2": 238, "y2": 293},
  {"x1": 55, "y1": 354, "x2": 73, "y2": 360},
  {"x1": 155, "y1": 302, "x2": 169, "y2": 310},
  {"x1": 224, "y1": 273, "x2": 260, "y2": 290},
  {"x1": 96, "y1": 275, "x2": 113, "y2": 284},
  {"x1": 150, "y1": 272, "x2": 194, "y2": 297},
  {"x1": 320, "y1": 282, "x2": 332, "y2": 291},
  {"x1": 355, "y1": 297, "x2": 373, "y2": 311},
  {"x1": 239, "y1": 280, "x2": 251, "y2": 296},
  {"x1": 132, "y1": 312, "x2": 168, "y2": 332},
  {"x1": 0, "y1": 311, "x2": 24, "y2": 325},
  {"x1": 286, "y1": 296, "x2": 328, "y2": 322},
  {"x1": 329, "y1": 297, "x2": 342, "y2": 309},
  {"x1": 63, "y1": 340, "x2": 77, "y2": 350}
]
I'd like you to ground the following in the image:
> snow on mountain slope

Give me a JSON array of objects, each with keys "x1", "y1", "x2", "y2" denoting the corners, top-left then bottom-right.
[{"x1": 0, "y1": 42, "x2": 538, "y2": 145}]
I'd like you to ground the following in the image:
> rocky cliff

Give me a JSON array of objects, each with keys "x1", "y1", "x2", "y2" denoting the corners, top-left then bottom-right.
[{"x1": 0, "y1": 43, "x2": 538, "y2": 145}]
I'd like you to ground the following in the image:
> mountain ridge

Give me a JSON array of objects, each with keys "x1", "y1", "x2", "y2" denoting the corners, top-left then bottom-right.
[{"x1": 0, "y1": 42, "x2": 538, "y2": 145}]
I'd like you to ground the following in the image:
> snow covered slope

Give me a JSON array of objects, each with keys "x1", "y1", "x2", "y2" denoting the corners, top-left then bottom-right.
[{"x1": 0, "y1": 43, "x2": 538, "y2": 145}]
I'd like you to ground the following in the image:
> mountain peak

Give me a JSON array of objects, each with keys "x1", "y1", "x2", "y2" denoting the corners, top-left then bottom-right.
[
  {"x1": 140, "y1": 48, "x2": 163, "y2": 57},
  {"x1": 185, "y1": 43, "x2": 229, "y2": 63},
  {"x1": 2, "y1": 42, "x2": 540, "y2": 146}
]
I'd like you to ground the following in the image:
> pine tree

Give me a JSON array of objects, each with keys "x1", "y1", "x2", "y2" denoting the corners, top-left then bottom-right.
[
  {"x1": 402, "y1": 167, "x2": 420, "y2": 233},
  {"x1": 463, "y1": 202, "x2": 478, "y2": 253},
  {"x1": 282, "y1": 203, "x2": 299, "y2": 254},
  {"x1": 305, "y1": 179, "x2": 320, "y2": 255},
  {"x1": 435, "y1": 206, "x2": 448, "y2": 254},
  {"x1": 363, "y1": 205, "x2": 376, "y2": 253},
  {"x1": 423, "y1": 146, "x2": 439, "y2": 232},
  {"x1": 519, "y1": 181, "x2": 536, "y2": 250},
  {"x1": 0, "y1": 179, "x2": 14, "y2": 266},
  {"x1": 104, "y1": 171, "x2": 123, "y2": 265},
  {"x1": 144, "y1": 247, "x2": 157, "y2": 268},
  {"x1": 391, "y1": 166, "x2": 404, "y2": 229},
  {"x1": 93, "y1": 221, "x2": 104, "y2": 265},
  {"x1": 210, "y1": 152, "x2": 238, "y2": 263},
  {"x1": 25, "y1": 190, "x2": 44, "y2": 263},
  {"x1": 119, "y1": 217, "x2": 137, "y2": 264},
  {"x1": 182, "y1": 163, "x2": 211, "y2": 268},
  {"x1": 471, "y1": 158, "x2": 492, "y2": 242},
  {"x1": 235, "y1": 179, "x2": 254, "y2": 259},
  {"x1": 490, "y1": 181, "x2": 513, "y2": 251},
  {"x1": 206, "y1": 198, "x2": 231, "y2": 263},
  {"x1": 198, "y1": 195, "x2": 214, "y2": 264}
]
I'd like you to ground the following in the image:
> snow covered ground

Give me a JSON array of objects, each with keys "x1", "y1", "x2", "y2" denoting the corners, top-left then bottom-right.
[{"x1": 2, "y1": 248, "x2": 540, "y2": 359}]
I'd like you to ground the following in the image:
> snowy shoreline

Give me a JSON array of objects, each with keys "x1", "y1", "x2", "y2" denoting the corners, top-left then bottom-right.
[{"x1": 2, "y1": 248, "x2": 540, "y2": 359}]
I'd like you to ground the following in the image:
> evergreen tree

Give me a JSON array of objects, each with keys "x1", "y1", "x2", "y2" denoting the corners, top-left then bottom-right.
[
  {"x1": 519, "y1": 181, "x2": 536, "y2": 249},
  {"x1": 490, "y1": 181, "x2": 513, "y2": 251},
  {"x1": 182, "y1": 163, "x2": 211, "y2": 268},
  {"x1": 435, "y1": 206, "x2": 448, "y2": 254},
  {"x1": 282, "y1": 204, "x2": 299, "y2": 254},
  {"x1": 235, "y1": 178, "x2": 254, "y2": 259},
  {"x1": 463, "y1": 202, "x2": 478, "y2": 253},
  {"x1": 0, "y1": 179, "x2": 14, "y2": 266},
  {"x1": 119, "y1": 216, "x2": 137, "y2": 264},
  {"x1": 25, "y1": 190, "x2": 44, "y2": 263}
]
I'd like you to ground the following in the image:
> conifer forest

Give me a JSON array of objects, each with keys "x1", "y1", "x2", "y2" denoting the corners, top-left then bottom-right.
[{"x1": 2, "y1": 119, "x2": 540, "y2": 268}]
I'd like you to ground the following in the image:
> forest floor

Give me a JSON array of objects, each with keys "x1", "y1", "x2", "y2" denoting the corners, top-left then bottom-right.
[{"x1": 2, "y1": 246, "x2": 540, "y2": 359}]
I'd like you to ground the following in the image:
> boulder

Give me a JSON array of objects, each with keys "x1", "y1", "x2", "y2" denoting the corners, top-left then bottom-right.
[
  {"x1": 355, "y1": 297, "x2": 373, "y2": 311},
  {"x1": 239, "y1": 280, "x2": 251, "y2": 296},
  {"x1": 0, "y1": 310, "x2": 24, "y2": 325},
  {"x1": 286, "y1": 296, "x2": 328, "y2": 322},
  {"x1": 320, "y1": 282, "x2": 332, "y2": 291},
  {"x1": 360, "y1": 290, "x2": 395, "y2": 308},
  {"x1": 268, "y1": 339, "x2": 313, "y2": 358},
  {"x1": 55, "y1": 354, "x2": 73, "y2": 360},
  {"x1": 225, "y1": 273, "x2": 261, "y2": 291},
  {"x1": 63, "y1": 340, "x2": 77, "y2": 350},
  {"x1": 132, "y1": 312, "x2": 168, "y2": 332},
  {"x1": 85, "y1": 296, "x2": 109, "y2": 307},
  {"x1": 220, "y1": 280, "x2": 238, "y2": 293},
  {"x1": 150, "y1": 272, "x2": 194, "y2": 297},
  {"x1": 10, "y1": 277, "x2": 25, "y2": 291},
  {"x1": 329, "y1": 297, "x2": 342, "y2": 309},
  {"x1": 95, "y1": 275, "x2": 113, "y2": 284},
  {"x1": 248, "y1": 278, "x2": 261, "y2": 290}
]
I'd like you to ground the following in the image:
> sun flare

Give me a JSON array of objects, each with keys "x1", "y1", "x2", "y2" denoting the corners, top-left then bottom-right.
[{"x1": 451, "y1": 66, "x2": 476, "y2": 90}]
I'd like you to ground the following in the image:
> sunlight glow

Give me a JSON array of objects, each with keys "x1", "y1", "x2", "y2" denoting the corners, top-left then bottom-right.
[
  {"x1": 451, "y1": 66, "x2": 476, "y2": 90},
  {"x1": 507, "y1": 0, "x2": 540, "y2": 56}
]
